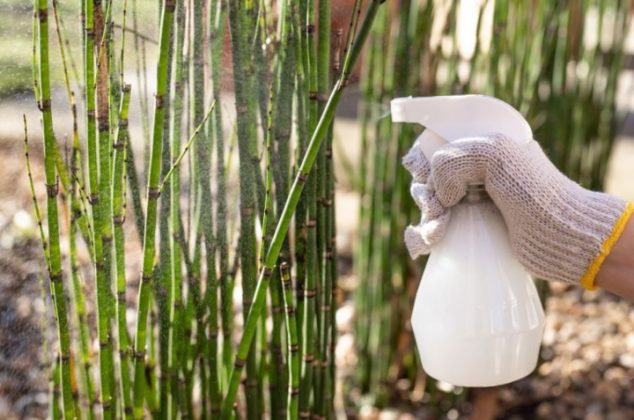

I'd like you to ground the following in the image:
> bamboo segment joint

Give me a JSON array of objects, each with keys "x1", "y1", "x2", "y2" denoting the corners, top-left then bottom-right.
[
  {"x1": 45, "y1": 182, "x2": 59, "y2": 198},
  {"x1": 39, "y1": 99, "x2": 51, "y2": 111},
  {"x1": 155, "y1": 94, "x2": 165, "y2": 109},
  {"x1": 309, "y1": 91, "x2": 329, "y2": 102},
  {"x1": 148, "y1": 187, "x2": 161, "y2": 199},
  {"x1": 38, "y1": 8, "x2": 47, "y2": 22},
  {"x1": 50, "y1": 271, "x2": 63, "y2": 283}
]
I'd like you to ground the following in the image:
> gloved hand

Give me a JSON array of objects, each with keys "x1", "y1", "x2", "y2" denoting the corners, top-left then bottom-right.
[{"x1": 402, "y1": 134, "x2": 634, "y2": 289}]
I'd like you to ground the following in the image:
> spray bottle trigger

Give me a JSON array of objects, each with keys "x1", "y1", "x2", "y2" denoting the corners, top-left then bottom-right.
[{"x1": 417, "y1": 129, "x2": 449, "y2": 161}]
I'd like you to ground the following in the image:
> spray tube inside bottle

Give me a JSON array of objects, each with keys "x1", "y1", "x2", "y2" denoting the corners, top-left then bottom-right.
[{"x1": 391, "y1": 95, "x2": 545, "y2": 387}]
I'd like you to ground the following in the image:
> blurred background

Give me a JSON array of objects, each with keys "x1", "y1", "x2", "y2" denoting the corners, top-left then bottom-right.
[{"x1": 1, "y1": 0, "x2": 634, "y2": 419}]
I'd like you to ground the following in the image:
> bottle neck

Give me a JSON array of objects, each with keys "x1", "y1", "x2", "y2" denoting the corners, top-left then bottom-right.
[{"x1": 462, "y1": 184, "x2": 491, "y2": 204}]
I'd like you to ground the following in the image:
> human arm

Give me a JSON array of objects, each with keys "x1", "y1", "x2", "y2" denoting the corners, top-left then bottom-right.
[
  {"x1": 402, "y1": 134, "x2": 634, "y2": 297},
  {"x1": 596, "y1": 215, "x2": 634, "y2": 300}
]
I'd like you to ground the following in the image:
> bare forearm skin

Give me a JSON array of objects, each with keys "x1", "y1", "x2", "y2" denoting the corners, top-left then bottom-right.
[{"x1": 596, "y1": 214, "x2": 634, "y2": 301}]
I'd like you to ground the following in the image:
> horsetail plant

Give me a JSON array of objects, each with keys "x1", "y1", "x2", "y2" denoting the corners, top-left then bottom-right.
[
  {"x1": 227, "y1": 1, "x2": 261, "y2": 417},
  {"x1": 131, "y1": 0, "x2": 176, "y2": 416},
  {"x1": 34, "y1": 0, "x2": 77, "y2": 416},
  {"x1": 220, "y1": 1, "x2": 386, "y2": 416},
  {"x1": 112, "y1": 84, "x2": 133, "y2": 416},
  {"x1": 30, "y1": 0, "x2": 389, "y2": 417}
]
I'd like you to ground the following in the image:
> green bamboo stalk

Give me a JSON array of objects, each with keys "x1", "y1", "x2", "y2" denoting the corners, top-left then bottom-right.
[
  {"x1": 293, "y1": 0, "x2": 308, "y2": 342},
  {"x1": 168, "y1": 0, "x2": 186, "y2": 410},
  {"x1": 220, "y1": 2, "x2": 384, "y2": 417},
  {"x1": 194, "y1": 0, "x2": 220, "y2": 414},
  {"x1": 146, "y1": 304, "x2": 159, "y2": 415},
  {"x1": 184, "y1": 231, "x2": 202, "y2": 417},
  {"x1": 262, "y1": 83, "x2": 284, "y2": 417},
  {"x1": 227, "y1": 1, "x2": 261, "y2": 417},
  {"x1": 113, "y1": 85, "x2": 133, "y2": 417},
  {"x1": 299, "y1": 0, "x2": 319, "y2": 414},
  {"x1": 93, "y1": 2, "x2": 117, "y2": 415},
  {"x1": 83, "y1": 0, "x2": 117, "y2": 415},
  {"x1": 210, "y1": 0, "x2": 232, "y2": 387},
  {"x1": 190, "y1": 0, "x2": 211, "y2": 416},
  {"x1": 280, "y1": 261, "x2": 299, "y2": 420},
  {"x1": 125, "y1": 141, "x2": 145, "y2": 242},
  {"x1": 156, "y1": 12, "x2": 177, "y2": 415},
  {"x1": 314, "y1": 0, "x2": 332, "y2": 413},
  {"x1": 267, "y1": 0, "x2": 297, "y2": 413},
  {"x1": 51, "y1": 0, "x2": 95, "y2": 259},
  {"x1": 131, "y1": 0, "x2": 176, "y2": 416},
  {"x1": 327, "y1": 161, "x2": 337, "y2": 414},
  {"x1": 34, "y1": 0, "x2": 76, "y2": 415},
  {"x1": 66, "y1": 100, "x2": 98, "y2": 419}
]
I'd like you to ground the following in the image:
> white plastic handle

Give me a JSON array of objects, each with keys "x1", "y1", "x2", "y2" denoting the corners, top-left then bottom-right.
[{"x1": 391, "y1": 95, "x2": 533, "y2": 158}]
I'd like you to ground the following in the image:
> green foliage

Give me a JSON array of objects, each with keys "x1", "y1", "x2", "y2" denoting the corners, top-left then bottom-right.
[{"x1": 28, "y1": 0, "x2": 383, "y2": 418}]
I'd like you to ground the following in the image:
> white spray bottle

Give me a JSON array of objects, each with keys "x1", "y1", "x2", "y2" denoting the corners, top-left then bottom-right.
[{"x1": 391, "y1": 95, "x2": 545, "y2": 387}]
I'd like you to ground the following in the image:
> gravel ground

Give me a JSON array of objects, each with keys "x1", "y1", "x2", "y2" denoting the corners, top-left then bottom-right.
[
  {"x1": 497, "y1": 284, "x2": 634, "y2": 419},
  {"x1": 0, "y1": 240, "x2": 50, "y2": 420}
]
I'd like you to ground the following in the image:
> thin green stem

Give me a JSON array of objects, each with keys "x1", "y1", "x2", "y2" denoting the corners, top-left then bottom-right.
[
  {"x1": 280, "y1": 262, "x2": 299, "y2": 420},
  {"x1": 227, "y1": 0, "x2": 261, "y2": 417},
  {"x1": 113, "y1": 85, "x2": 133, "y2": 417},
  {"x1": 35, "y1": 0, "x2": 76, "y2": 415},
  {"x1": 131, "y1": 0, "x2": 176, "y2": 416}
]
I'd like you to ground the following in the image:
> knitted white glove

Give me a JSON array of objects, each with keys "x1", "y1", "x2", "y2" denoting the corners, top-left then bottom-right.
[{"x1": 403, "y1": 134, "x2": 634, "y2": 289}]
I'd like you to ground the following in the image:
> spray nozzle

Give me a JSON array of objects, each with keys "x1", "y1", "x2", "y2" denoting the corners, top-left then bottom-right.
[{"x1": 391, "y1": 95, "x2": 533, "y2": 160}]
